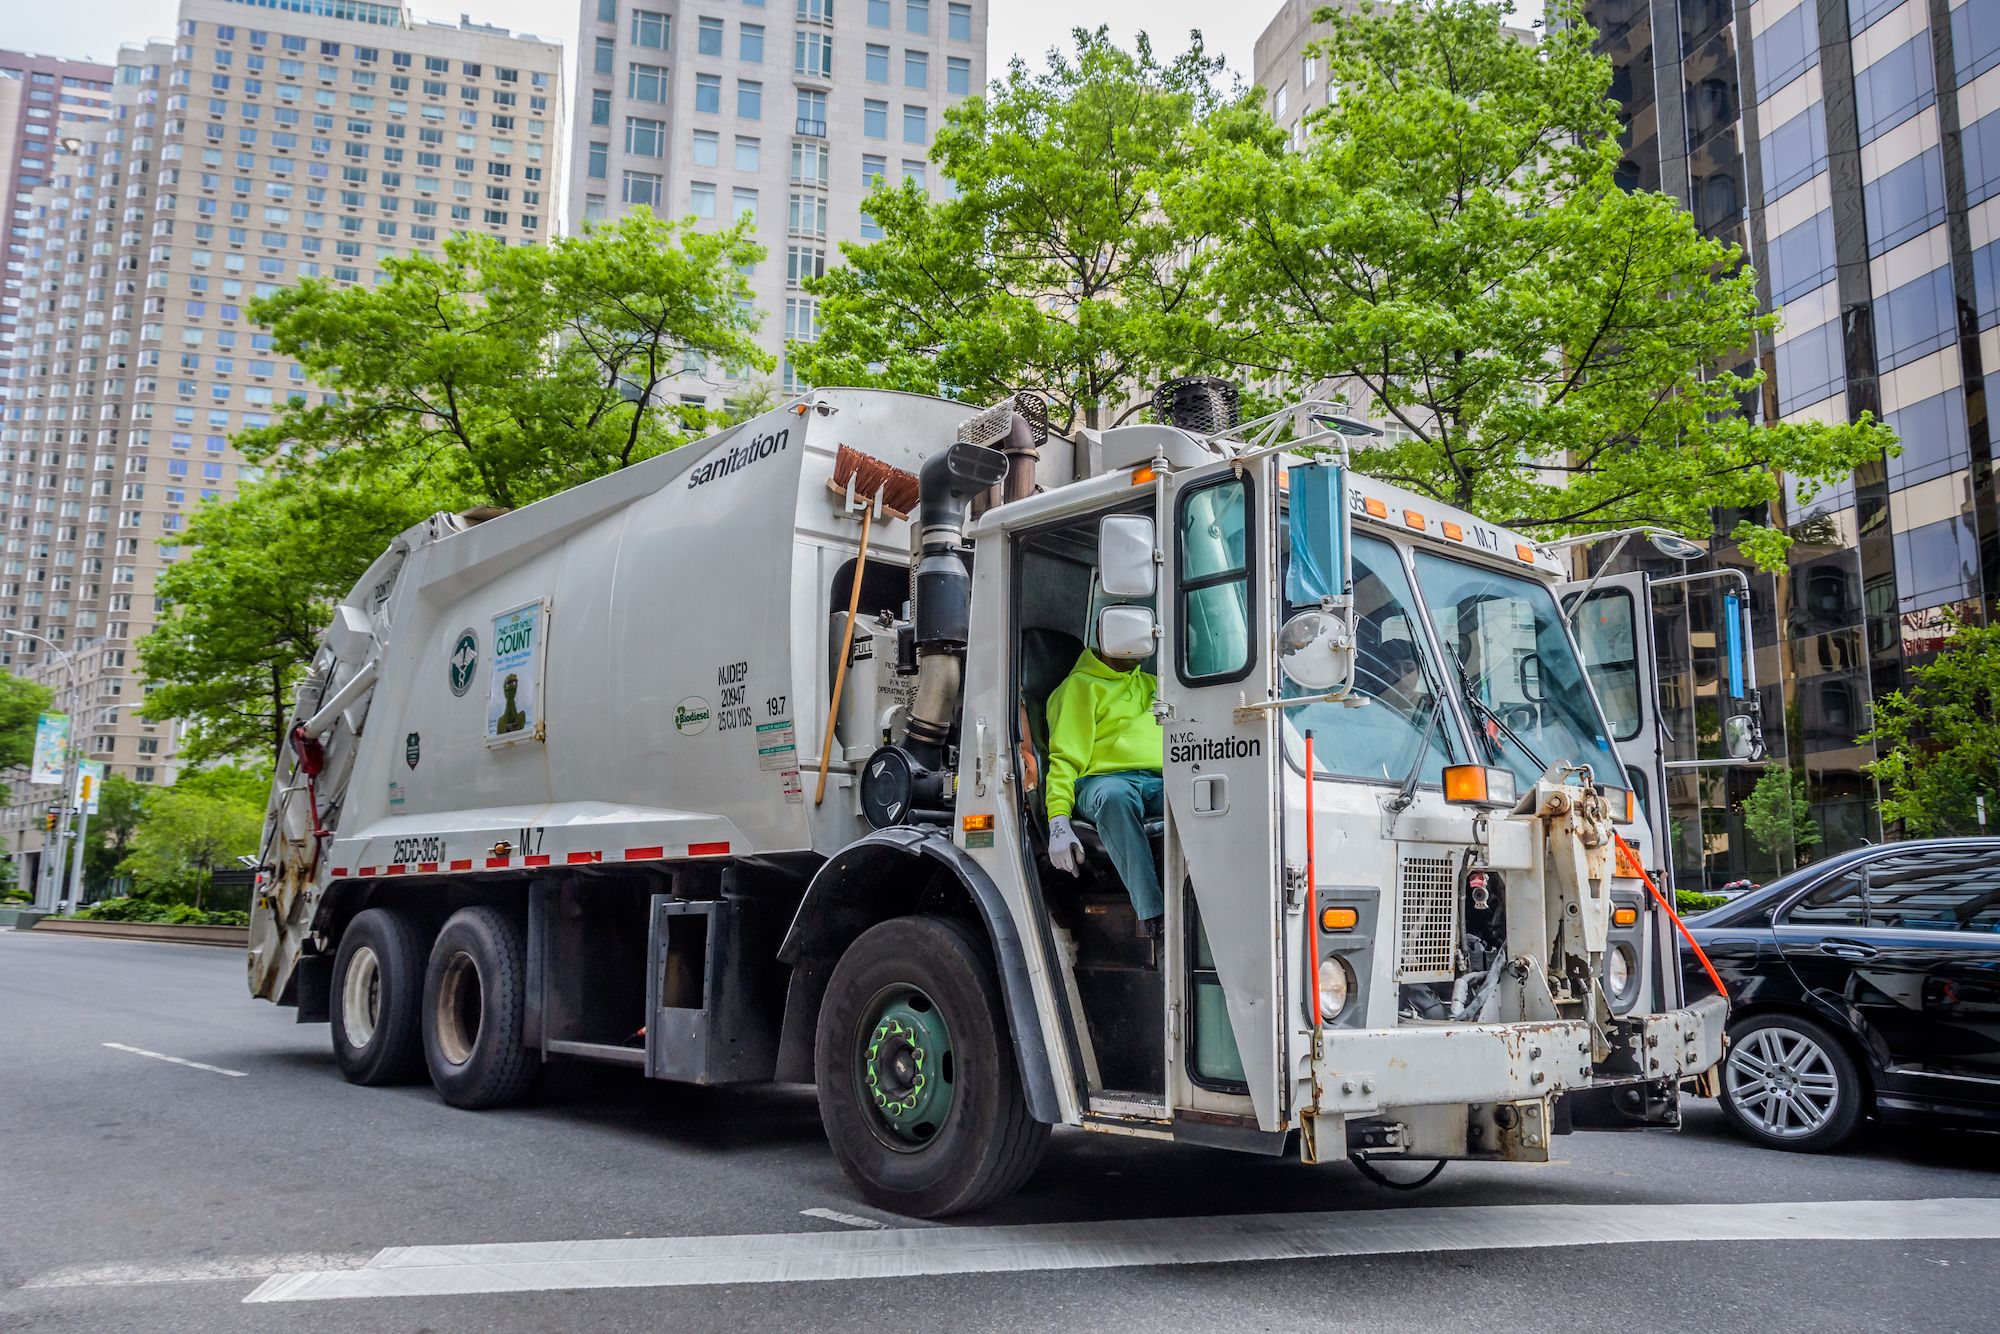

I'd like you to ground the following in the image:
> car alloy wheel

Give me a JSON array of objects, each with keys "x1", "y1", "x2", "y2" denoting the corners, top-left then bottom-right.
[{"x1": 1724, "y1": 1023, "x2": 1841, "y2": 1139}]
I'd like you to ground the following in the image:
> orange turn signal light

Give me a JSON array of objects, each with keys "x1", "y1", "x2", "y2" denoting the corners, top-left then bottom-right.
[
  {"x1": 1613, "y1": 906, "x2": 1639, "y2": 928},
  {"x1": 1443, "y1": 764, "x2": 1518, "y2": 807},
  {"x1": 1515, "y1": 543, "x2": 1537, "y2": 563},
  {"x1": 961, "y1": 814, "x2": 994, "y2": 833},
  {"x1": 1131, "y1": 465, "x2": 1158, "y2": 486},
  {"x1": 1363, "y1": 496, "x2": 1388, "y2": 518},
  {"x1": 1402, "y1": 509, "x2": 1426, "y2": 531},
  {"x1": 1320, "y1": 906, "x2": 1358, "y2": 932},
  {"x1": 1441, "y1": 521, "x2": 1464, "y2": 541}
]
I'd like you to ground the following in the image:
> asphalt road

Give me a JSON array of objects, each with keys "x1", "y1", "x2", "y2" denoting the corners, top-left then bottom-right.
[{"x1": 3, "y1": 930, "x2": 1998, "y2": 1332}]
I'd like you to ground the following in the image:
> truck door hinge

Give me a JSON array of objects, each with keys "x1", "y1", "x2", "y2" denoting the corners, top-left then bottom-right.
[{"x1": 1284, "y1": 863, "x2": 1307, "y2": 911}]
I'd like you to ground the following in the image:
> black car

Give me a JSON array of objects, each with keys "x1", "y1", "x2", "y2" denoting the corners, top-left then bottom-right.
[{"x1": 1682, "y1": 838, "x2": 2000, "y2": 1152}]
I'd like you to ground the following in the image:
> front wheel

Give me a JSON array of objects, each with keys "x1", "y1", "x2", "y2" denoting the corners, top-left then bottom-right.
[
  {"x1": 814, "y1": 916, "x2": 1049, "y2": 1217},
  {"x1": 1718, "y1": 1013, "x2": 1865, "y2": 1152}
]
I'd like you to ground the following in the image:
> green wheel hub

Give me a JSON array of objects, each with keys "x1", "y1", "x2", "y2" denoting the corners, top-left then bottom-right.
[{"x1": 858, "y1": 986, "x2": 955, "y2": 1146}]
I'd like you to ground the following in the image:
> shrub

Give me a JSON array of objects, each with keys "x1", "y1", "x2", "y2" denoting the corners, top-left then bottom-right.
[
  {"x1": 73, "y1": 897, "x2": 247, "y2": 927},
  {"x1": 1675, "y1": 889, "x2": 1728, "y2": 915}
]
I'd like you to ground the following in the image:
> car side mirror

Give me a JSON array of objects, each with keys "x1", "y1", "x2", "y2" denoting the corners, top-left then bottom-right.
[
  {"x1": 1096, "y1": 605, "x2": 1158, "y2": 661},
  {"x1": 1098, "y1": 514, "x2": 1156, "y2": 598},
  {"x1": 1723, "y1": 713, "x2": 1763, "y2": 761}
]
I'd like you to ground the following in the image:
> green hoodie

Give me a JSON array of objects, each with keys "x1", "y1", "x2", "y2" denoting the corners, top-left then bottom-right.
[{"x1": 1044, "y1": 648, "x2": 1164, "y2": 819}]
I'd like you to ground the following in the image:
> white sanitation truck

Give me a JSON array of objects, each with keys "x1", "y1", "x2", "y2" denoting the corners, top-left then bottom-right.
[{"x1": 251, "y1": 382, "x2": 1728, "y2": 1216}]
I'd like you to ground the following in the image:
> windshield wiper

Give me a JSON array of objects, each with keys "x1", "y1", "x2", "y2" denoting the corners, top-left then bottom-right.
[
  {"x1": 1387, "y1": 694, "x2": 1445, "y2": 814},
  {"x1": 1446, "y1": 651, "x2": 1546, "y2": 774}
]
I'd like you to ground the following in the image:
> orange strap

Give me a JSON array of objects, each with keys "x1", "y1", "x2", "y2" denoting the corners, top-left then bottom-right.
[{"x1": 1614, "y1": 831, "x2": 1726, "y2": 1002}]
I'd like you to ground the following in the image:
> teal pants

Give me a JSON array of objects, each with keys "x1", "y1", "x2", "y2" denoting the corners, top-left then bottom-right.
[{"x1": 1073, "y1": 770, "x2": 1164, "y2": 921}]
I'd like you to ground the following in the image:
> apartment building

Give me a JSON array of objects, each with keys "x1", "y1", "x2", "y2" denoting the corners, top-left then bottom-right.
[
  {"x1": 0, "y1": 0, "x2": 563, "y2": 879},
  {"x1": 568, "y1": 0, "x2": 988, "y2": 399},
  {"x1": 0, "y1": 52, "x2": 117, "y2": 396}
]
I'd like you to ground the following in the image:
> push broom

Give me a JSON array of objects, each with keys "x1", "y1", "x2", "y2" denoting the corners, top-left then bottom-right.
[{"x1": 816, "y1": 444, "x2": 921, "y2": 805}]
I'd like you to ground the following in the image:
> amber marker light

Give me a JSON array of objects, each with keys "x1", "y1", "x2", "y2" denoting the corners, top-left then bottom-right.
[
  {"x1": 1320, "y1": 906, "x2": 1359, "y2": 932},
  {"x1": 1515, "y1": 543, "x2": 1537, "y2": 563},
  {"x1": 1613, "y1": 906, "x2": 1639, "y2": 928},
  {"x1": 1441, "y1": 521, "x2": 1464, "y2": 541},
  {"x1": 961, "y1": 814, "x2": 994, "y2": 833},
  {"x1": 1363, "y1": 497, "x2": 1388, "y2": 518},
  {"x1": 1131, "y1": 465, "x2": 1158, "y2": 485},
  {"x1": 1403, "y1": 509, "x2": 1426, "y2": 531},
  {"x1": 1443, "y1": 764, "x2": 1517, "y2": 806}
]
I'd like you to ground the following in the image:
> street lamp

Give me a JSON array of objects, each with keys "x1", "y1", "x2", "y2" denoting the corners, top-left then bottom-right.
[{"x1": 5, "y1": 630, "x2": 82, "y2": 915}]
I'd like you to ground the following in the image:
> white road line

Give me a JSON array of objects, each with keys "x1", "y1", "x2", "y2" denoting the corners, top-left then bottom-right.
[
  {"x1": 27, "y1": 1253, "x2": 371, "y2": 1289},
  {"x1": 800, "y1": 1207, "x2": 890, "y2": 1230},
  {"x1": 101, "y1": 1041, "x2": 247, "y2": 1078},
  {"x1": 246, "y1": 1196, "x2": 2000, "y2": 1304}
]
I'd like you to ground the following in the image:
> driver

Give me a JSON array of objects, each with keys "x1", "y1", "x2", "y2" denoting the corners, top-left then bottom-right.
[{"x1": 1043, "y1": 640, "x2": 1165, "y2": 938}]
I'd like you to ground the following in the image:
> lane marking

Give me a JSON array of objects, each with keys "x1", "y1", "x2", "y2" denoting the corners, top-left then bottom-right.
[
  {"x1": 800, "y1": 1207, "x2": 889, "y2": 1230},
  {"x1": 102, "y1": 1042, "x2": 247, "y2": 1078},
  {"x1": 27, "y1": 1253, "x2": 371, "y2": 1289},
  {"x1": 247, "y1": 1196, "x2": 2000, "y2": 1303}
]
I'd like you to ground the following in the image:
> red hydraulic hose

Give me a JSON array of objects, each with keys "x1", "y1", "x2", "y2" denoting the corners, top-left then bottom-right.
[{"x1": 1614, "y1": 831, "x2": 1727, "y2": 1001}]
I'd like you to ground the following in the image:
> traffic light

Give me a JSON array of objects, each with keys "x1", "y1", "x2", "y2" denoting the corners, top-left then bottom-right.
[{"x1": 44, "y1": 807, "x2": 58, "y2": 833}]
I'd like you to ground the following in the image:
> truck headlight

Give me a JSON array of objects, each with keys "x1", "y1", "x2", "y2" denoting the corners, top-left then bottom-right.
[
  {"x1": 1318, "y1": 956, "x2": 1354, "y2": 1022},
  {"x1": 1604, "y1": 943, "x2": 1639, "y2": 1011}
]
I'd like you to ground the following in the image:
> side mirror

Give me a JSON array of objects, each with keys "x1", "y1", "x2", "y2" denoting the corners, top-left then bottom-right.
[
  {"x1": 1098, "y1": 514, "x2": 1156, "y2": 598},
  {"x1": 1723, "y1": 713, "x2": 1763, "y2": 761},
  {"x1": 1096, "y1": 605, "x2": 1158, "y2": 662},
  {"x1": 1277, "y1": 608, "x2": 1353, "y2": 692}
]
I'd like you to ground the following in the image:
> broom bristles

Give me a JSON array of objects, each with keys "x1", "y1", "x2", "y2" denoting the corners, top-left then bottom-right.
[{"x1": 832, "y1": 443, "x2": 921, "y2": 518}]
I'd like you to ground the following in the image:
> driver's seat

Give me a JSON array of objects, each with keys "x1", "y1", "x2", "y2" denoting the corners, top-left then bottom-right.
[{"x1": 1017, "y1": 628, "x2": 1165, "y2": 859}]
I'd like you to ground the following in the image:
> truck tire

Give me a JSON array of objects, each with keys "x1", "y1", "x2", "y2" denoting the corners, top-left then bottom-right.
[
  {"x1": 422, "y1": 905, "x2": 538, "y2": 1109},
  {"x1": 814, "y1": 915, "x2": 1050, "y2": 1217},
  {"x1": 330, "y1": 907, "x2": 428, "y2": 1085}
]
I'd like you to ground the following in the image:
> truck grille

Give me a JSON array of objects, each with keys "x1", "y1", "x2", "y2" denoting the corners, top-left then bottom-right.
[{"x1": 1397, "y1": 854, "x2": 1459, "y2": 982}]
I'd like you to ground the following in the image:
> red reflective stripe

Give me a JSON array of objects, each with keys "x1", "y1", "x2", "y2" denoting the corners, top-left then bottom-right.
[
  {"x1": 524, "y1": 854, "x2": 551, "y2": 867},
  {"x1": 566, "y1": 851, "x2": 601, "y2": 865},
  {"x1": 418, "y1": 862, "x2": 439, "y2": 873},
  {"x1": 449, "y1": 859, "x2": 473, "y2": 871},
  {"x1": 383, "y1": 864, "x2": 406, "y2": 876},
  {"x1": 331, "y1": 868, "x2": 348, "y2": 878},
  {"x1": 357, "y1": 866, "x2": 376, "y2": 877},
  {"x1": 485, "y1": 856, "x2": 510, "y2": 869},
  {"x1": 689, "y1": 841, "x2": 730, "y2": 857},
  {"x1": 625, "y1": 846, "x2": 665, "y2": 860}
]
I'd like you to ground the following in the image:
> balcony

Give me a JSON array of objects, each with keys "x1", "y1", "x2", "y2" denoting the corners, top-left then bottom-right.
[{"x1": 795, "y1": 117, "x2": 826, "y2": 138}]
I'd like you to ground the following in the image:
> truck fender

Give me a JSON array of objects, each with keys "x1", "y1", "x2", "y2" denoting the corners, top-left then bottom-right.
[{"x1": 777, "y1": 826, "x2": 1061, "y2": 1123}]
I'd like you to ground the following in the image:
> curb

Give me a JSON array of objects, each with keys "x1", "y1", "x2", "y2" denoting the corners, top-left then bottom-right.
[{"x1": 24, "y1": 919, "x2": 248, "y2": 948}]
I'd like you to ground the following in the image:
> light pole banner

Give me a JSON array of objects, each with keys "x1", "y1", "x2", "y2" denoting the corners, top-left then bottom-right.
[
  {"x1": 75, "y1": 759, "x2": 104, "y2": 815},
  {"x1": 30, "y1": 713, "x2": 68, "y2": 786}
]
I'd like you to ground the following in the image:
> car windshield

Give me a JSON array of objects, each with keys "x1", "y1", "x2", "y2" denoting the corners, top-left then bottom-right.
[
  {"x1": 1280, "y1": 534, "x2": 1458, "y2": 785},
  {"x1": 1411, "y1": 551, "x2": 1616, "y2": 788}
]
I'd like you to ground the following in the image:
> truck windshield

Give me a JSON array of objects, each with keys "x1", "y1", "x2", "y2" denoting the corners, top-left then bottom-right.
[
  {"x1": 1410, "y1": 550, "x2": 1615, "y2": 788},
  {"x1": 1281, "y1": 534, "x2": 1458, "y2": 785}
]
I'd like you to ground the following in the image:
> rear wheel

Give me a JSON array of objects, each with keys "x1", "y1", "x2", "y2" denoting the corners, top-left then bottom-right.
[
  {"x1": 330, "y1": 907, "x2": 427, "y2": 1085},
  {"x1": 815, "y1": 916, "x2": 1049, "y2": 1217},
  {"x1": 422, "y1": 905, "x2": 538, "y2": 1109},
  {"x1": 1719, "y1": 1013, "x2": 1865, "y2": 1152}
]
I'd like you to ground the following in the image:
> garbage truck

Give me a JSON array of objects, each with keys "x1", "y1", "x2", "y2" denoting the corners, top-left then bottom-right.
[{"x1": 250, "y1": 382, "x2": 1729, "y2": 1217}]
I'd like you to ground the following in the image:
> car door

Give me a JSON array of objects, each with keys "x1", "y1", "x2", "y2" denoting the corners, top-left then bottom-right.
[{"x1": 1774, "y1": 847, "x2": 2000, "y2": 1101}]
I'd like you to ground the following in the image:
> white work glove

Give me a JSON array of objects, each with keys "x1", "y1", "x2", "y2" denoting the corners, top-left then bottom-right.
[{"x1": 1047, "y1": 815, "x2": 1084, "y2": 876}]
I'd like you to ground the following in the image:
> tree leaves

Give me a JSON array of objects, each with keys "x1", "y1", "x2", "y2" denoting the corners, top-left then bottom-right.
[{"x1": 1862, "y1": 615, "x2": 2000, "y2": 835}]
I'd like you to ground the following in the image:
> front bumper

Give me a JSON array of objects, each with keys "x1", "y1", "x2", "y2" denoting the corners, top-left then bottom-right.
[{"x1": 1309, "y1": 993, "x2": 1727, "y2": 1117}]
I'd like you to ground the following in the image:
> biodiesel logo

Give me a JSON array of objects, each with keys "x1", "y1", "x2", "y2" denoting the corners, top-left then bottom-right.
[
  {"x1": 448, "y1": 628, "x2": 478, "y2": 697},
  {"x1": 675, "y1": 696, "x2": 712, "y2": 734}
]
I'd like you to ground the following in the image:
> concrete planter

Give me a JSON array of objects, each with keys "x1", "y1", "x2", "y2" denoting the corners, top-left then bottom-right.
[
  {"x1": 0, "y1": 906, "x2": 49, "y2": 930},
  {"x1": 27, "y1": 918, "x2": 248, "y2": 948}
]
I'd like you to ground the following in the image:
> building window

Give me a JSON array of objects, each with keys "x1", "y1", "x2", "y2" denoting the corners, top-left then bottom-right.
[
  {"x1": 947, "y1": 56, "x2": 970, "y2": 96},
  {"x1": 789, "y1": 191, "x2": 827, "y2": 237},
  {"x1": 864, "y1": 99, "x2": 888, "y2": 138},
  {"x1": 907, "y1": 0, "x2": 929, "y2": 35},
  {"x1": 866, "y1": 44, "x2": 890, "y2": 82},
  {"x1": 948, "y1": 1, "x2": 971, "y2": 39},
  {"x1": 597, "y1": 0, "x2": 616, "y2": 20},
  {"x1": 734, "y1": 187, "x2": 758, "y2": 222},
  {"x1": 632, "y1": 8, "x2": 669, "y2": 48},
  {"x1": 901, "y1": 158, "x2": 924, "y2": 185},
  {"x1": 1854, "y1": 34, "x2": 1937, "y2": 147},
  {"x1": 587, "y1": 141, "x2": 608, "y2": 178},
  {"x1": 739, "y1": 79, "x2": 763, "y2": 118},
  {"x1": 862, "y1": 153, "x2": 886, "y2": 189},
  {"x1": 1273, "y1": 83, "x2": 1287, "y2": 118},
  {"x1": 1304, "y1": 53, "x2": 1318, "y2": 86},
  {"x1": 785, "y1": 295, "x2": 818, "y2": 341},
  {"x1": 796, "y1": 31, "x2": 833, "y2": 78},
  {"x1": 692, "y1": 181, "x2": 717, "y2": 217},
  {"x1": 905, "y1": 49, "x2": 928, "y2": 89},
  {"x1": 1751, "y1": 2, "x2": 1818, "y2": 100},
  {"x1": 693, "y1": 129, "x2": 720, "y2": 166},
  {"x1": 622, "y1": 170, "x2": 662, "y2": 209},
  {"x1": 903, "y1": 104, "x2": 927, "y2": 144},
  {"x1": 792, "y1": 140, "x2": 830, "y2": 185},
  {"x1": 787, "y1": 245, "x2": 825, "y2": 286},
  {"x1": 699, "y1": 16, "x2": 724, "y2": 56},
  {"x1": 590, "y1": 89, "x2": 611, "y2": 125},
  {"x1": 736, "y1": 135, "x2": 762, "y2": 171},
  {"x1": 583, "y1": 194, "x2": 607, "y2": 221},
  {"x1": 695, "y1": 73, "x2": 722, "y2": 113},
  {"x1": 629, "y1": 63, "x2": 668, "y2": 103},
  {"x1": 626, "y1": 116, "x2": 667, "y2": 157},
  {"x1": 868, "y1": 0, "x2": 890, "y2": 27},
  {"x1": 741, "y1": 22, "x2": 765, "y2": 61}
]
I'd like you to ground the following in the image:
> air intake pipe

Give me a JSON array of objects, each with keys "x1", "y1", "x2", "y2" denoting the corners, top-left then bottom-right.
[{"x1": 904, "y1": 437, "x2": 1008, "y2": 764}]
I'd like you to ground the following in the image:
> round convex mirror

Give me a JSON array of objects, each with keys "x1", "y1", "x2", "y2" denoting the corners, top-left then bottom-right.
[{"x1": 1277, "y1": 609, "x2": 1353, "y2": 692}]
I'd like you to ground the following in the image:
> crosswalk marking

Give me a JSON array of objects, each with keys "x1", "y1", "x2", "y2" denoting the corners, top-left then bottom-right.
[{"x1": 246, "y1": 1196, "x2": 2000, "y2": 1303}]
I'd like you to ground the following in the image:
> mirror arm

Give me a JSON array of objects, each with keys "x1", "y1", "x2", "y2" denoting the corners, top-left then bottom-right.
[{"x1": 1559, "y1": 533, "x2": 1633, "y2": 626}]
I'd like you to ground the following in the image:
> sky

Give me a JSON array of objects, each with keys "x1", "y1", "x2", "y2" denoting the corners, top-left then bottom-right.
[{"x1": 5, "y1": 1, "x2": 1281, "y2": 82}]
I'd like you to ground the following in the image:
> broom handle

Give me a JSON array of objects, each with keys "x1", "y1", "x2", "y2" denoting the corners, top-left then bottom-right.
[{"x1": 816, "y1": 505, "x2": 873, "y2": 805}]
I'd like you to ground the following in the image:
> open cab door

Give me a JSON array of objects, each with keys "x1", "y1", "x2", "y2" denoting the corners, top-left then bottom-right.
[
  {"x1": 1562, "y1": 571, "x2": 1670, "y2": 878},
  {"x1": 1146, "y1": 456, "x2": 1290, "y2": 1137}
]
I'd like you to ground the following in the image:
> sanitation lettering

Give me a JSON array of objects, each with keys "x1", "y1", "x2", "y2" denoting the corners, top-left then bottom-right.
[
  {"x1": 685, "y1": 426, "x2": 792, "y2": 490},
  {"x1": 1167, "y1": 730, "x2": 1262, "y2": 765},
  {"x1": 716, "y1": 660, "x2": 754, "y2": 731}
]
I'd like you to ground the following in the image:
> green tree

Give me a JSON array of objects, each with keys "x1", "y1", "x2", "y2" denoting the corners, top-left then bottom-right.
[
  {"x1": 82, "y1": 773, "x2": 146, "y2": 893},
  {"x1": 120, "y1": 786, "x2": 264, "y2": 908},
  {"x1": 0, "y1": 673, "x2": 51, "y2": 805},
  {"x1": 1172, "y1": 0, "x2": 1892, "y2": 564},
  {"x1": 1741, "y1": 766, "x2": 1820, "y2": 859},
  {"x1": 242, "y1": 212, "x2": 771, "y2": 509},
  {"x1": 1862, "y1": 616, "x2": 2000, "y2": 835},
  {"x1": 138, "y1": 475, "x2": 441, "y2": 763},
  {"x1": 792, "y1": 28, "x2": 1240, "y2": 432}
]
